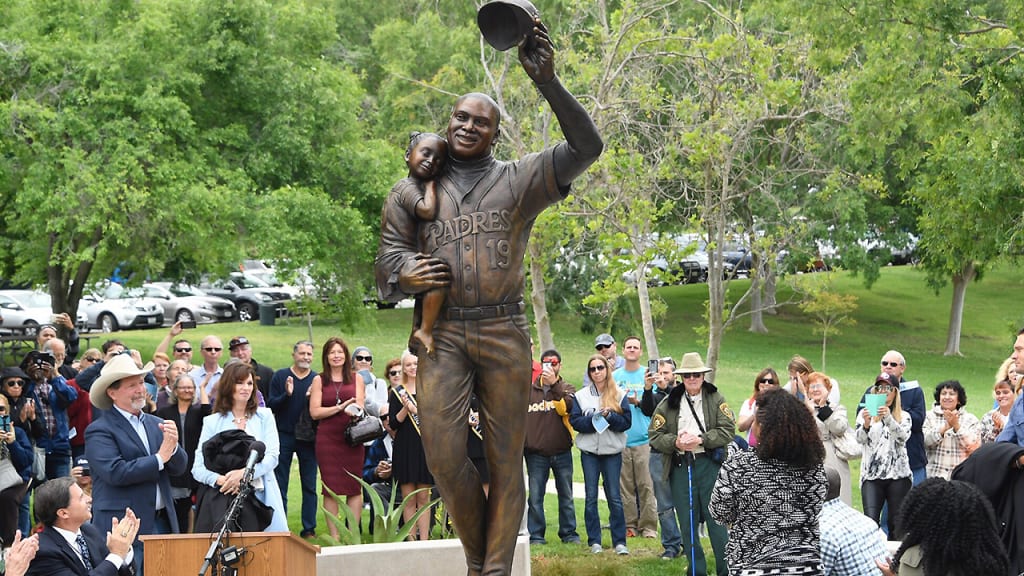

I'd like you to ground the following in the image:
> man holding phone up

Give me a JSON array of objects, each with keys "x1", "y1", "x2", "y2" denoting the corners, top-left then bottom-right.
[
  {"x1": 524, "y1": 349, "x2": 579, "y2": 545},
  {"x1": 612, "y1": 336, "x2": 658, "y2": 539}
]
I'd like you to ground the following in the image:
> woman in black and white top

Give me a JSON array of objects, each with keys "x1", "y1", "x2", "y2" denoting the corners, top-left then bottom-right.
[
  {"x1": 709, "y1": 388, "x2": 827, "y2": 575},
  {"x1": 856, "y1": 372, "x2": 912, "y2": 539}
]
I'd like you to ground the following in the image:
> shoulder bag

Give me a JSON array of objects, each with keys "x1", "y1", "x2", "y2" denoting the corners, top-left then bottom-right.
[{"x1": 344, "y1": 407, "x2": 386, "y2": 447}]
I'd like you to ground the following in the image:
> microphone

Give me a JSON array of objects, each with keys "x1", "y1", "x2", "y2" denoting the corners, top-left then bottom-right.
[{"x1": 241, "y1": 441, "x2": 266, "y2": 485}]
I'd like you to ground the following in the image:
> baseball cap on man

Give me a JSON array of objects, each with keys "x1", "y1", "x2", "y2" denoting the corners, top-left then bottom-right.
[
  {"x1": 594, "y1": 334, "x2": 615, "y2": 349},
  {"x1": 228, "y1": 336, "x2": 250, "y2": 351}
]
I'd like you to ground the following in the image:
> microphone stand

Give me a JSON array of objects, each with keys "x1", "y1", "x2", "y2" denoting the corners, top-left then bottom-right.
[{"x1": 198, "y1": 466, "x2": 258, "y2": 576}]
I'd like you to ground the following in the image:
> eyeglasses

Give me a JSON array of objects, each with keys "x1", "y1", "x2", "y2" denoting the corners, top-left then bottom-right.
[
  {"x1": 174, "y1": 347, "x2": 192, "y2": 353},
  {"x1": 202, "y1": 347, "x2": 222, "y2": 352},
  {"x1": 354, "y1": 355, "x2": 372, "y2": 362},
  {"x1": 83, "y1": 357, "x2": 101, "y2": 363},
  {"x1": 595, "y1": 344, "x2": 611, "y2": 351},
  {"x1": 388, "y1": 370, "x2": 401, "y2": 377},
  {"x1": 541, "y1": 359, "x2": 560, "y2": 366},
  {"x1": 881, "y1": 361, "x2": 901, "y2": 368},
  {"x1": 588, "y1": 365, "x2": 607, "y2": 373},
  {"x1": 4, "y1": 380, "x2": 25, "y2": 387},
  {"x1": 759, "y1": 378, "x2": 775, "y2": 385},
  {"x1": 681, "y1": 373, "x2": 703, "y2": 379}
]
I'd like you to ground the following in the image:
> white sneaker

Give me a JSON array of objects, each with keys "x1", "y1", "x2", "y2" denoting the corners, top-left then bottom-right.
[
  {"x1": 590, "y1": 543, "x2": 603, "y2": 554},
  {"x1": 614, "y1": 544, "x2": 629, "y2": 555}
]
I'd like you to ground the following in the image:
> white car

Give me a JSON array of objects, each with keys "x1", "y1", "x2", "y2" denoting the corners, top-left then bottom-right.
[
  {"x1": 0, "y1": 290, "x2": 88, "y2": 333},
  {"x1": 80, "y1": 283, "x2": 164, "y2": 333},
  {"x1": 141, "y1": 283, "x2": 236, "y2": 324}
]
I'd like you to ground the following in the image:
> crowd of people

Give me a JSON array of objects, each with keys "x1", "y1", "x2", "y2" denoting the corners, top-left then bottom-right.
[{"x1": 2, "y1": 321, "x2": 1024, "y2": 576}]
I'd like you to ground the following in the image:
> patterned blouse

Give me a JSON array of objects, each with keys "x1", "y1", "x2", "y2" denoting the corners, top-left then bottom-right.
[
  {"x1": 856, "y1": 411, "x2": 912, "y2": 483},
  {"x1": 709, "y1": 450, "x2": 826, "y2": 574},
  {"x1": 922, "y1": 406, "x2": 980, "y2": 480}
]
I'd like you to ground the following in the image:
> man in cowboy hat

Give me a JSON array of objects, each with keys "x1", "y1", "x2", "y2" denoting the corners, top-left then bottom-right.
[
  {"x1": 84, "y1": 353, "x2": 187, "y2": 575},
  {"x1": 648, "y1": 352, "x2": 735, "y2": 576}
]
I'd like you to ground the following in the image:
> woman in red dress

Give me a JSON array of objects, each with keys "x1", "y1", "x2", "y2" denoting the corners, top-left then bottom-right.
[{"x1": 310, "y1": 336, "x2": 366, "y2": 539}]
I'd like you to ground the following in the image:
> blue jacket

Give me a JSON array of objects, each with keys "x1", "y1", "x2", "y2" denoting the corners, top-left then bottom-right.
[
  {"x1": 997, "y1": 393, "x2": 1024, "y2": 446},
  {"x1": 6, "y1": 425, "x2": 34, "y2": 482},
  {"x1": 26, "y1": 375, "x2": 77, "y2": 456}
]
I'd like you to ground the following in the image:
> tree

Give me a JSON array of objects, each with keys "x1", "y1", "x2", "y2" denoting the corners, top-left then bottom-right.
[{"x1": 792, "y1": 273, "x2": 858, "y2": 371}]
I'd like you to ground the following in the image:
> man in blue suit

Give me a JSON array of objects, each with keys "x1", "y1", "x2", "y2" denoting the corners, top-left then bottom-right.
[
  {"x1": 26, "y1": 476, "x2": 139, "y2": 576},
  {"x1": 85, "y1": 354, "x2": 186, "y2": 575}
]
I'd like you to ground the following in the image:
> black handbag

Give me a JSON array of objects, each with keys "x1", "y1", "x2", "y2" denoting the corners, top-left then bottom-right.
[{"x1": 345, "y1": 411, "x2": 386, "y2": 446}]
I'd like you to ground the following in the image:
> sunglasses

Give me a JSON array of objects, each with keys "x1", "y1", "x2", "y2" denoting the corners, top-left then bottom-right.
[
  {"x1": 681, "y1": 373, "x2": 703, "y2": 379},
  {"x1": 4, "y1": 380, "x2": 25, "y2": 387},
  {"x1": 83, "y1": 357, "x2": 102, "y2": 363},
  {"x1": 588, "y1": 365, "x2": 607, "y2": 373},
  {"x1": 759, "y1": 378, "x2": 775, "y2": 385},
  {"x1": 174, "y1": 347, "x2": 192, "y2": 353},
  {"x1": 388, "y1": 370, "x2": 401, "y2": 377},
  {"x1": 881, "y1": 361, "x2": 901, "y2": 368},
  {"x1": 595, "y1": 344, "x2": 611, "y2": 351},
  {"x1": 202, "y1": 347, "x2": 222, "y2": 352},
  {"x1": 354, "y1": 355, "x2": 372, "y2": 362},
  {"x1": 541, "y1": 359, "x2": 560, "y2": 366}
]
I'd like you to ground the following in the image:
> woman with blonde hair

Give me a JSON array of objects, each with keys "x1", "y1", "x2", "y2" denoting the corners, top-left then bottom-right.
[
  {"x1": 570, "y1": 354, "x2": 631, "y2": 555},
  {"x1": 856, "y1": 372, "x2": 912, "y2": 538},
  {"x1": 388, "y1": 350, "x2": 433, "y2": 540}
]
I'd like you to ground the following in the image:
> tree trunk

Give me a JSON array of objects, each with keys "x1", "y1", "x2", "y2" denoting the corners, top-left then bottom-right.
[
  {"x1": 748, "y1": 253, "x2": 767, "y2": 333},
  {"x1": 528, "y1": 242, "x2": 554, "y2": 352},
  {"x1": 820, "y1": 331, "x2": 828, "y2": 372},
  {"x1": 636, "y1": 266, "x2": 659, "y2": 360},
  {"x1": 764, "y1": 264, "x2": 778, "y2": 315},
  {"x1": 943, "y1": 262, "x2": 975, "y2": 357}
]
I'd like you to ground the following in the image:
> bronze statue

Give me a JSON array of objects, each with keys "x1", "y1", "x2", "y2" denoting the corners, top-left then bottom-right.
[{"x1": 375, "y1": 5, "x2": 603, "y2": 574}]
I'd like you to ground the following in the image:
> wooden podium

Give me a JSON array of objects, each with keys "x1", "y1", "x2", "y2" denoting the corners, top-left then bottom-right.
[{"x1": 142, "y1": 532, "x2": 319, "y2": 576}]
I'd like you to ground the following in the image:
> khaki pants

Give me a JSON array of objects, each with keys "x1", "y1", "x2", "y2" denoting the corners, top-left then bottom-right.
[{"x1": 619, "y1": 444, "x2": 658, "y2": 533}]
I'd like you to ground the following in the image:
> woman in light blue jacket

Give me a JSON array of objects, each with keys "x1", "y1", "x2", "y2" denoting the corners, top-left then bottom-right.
[{"x1": 570, "y1": 354, "x2": 632, "y2": 555}]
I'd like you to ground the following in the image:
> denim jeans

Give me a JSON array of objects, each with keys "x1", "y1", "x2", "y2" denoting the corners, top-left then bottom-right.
[
  {"x1": 276, "y1": 431, "x2": 319, "y2": 534},
  {"x1": 525, "y1": 451, "x2": 578, "y2": 543},
  {"x1": 580, "y1": 451, "x2": 626, "y2": 547},
  {"x1": 649, "y1": 451, "x2": 681, "y2": 554}
]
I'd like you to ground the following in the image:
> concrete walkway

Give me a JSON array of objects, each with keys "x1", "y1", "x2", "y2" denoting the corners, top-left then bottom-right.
[{"x1": 546, "y1": 479, "x2": 604, "y2": 500}]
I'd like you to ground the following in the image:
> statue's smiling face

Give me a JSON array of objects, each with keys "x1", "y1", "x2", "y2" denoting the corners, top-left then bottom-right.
[{"x1": 447, "y1": 95, "x2": 500, "y2": 161}]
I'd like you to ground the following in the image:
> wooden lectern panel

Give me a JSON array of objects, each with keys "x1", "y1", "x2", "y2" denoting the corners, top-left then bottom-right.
[{"x1": 142, "y1": 531, "x2": 319, "y2": 576}]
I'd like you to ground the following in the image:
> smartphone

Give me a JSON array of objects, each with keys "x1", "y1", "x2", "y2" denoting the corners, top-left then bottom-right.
[
  {"x1": 542, "y1": 362, "x2": 552, "y2": 371},
  {"x1": 0, "y1": 414, "x2": 10, "y2": 433},
  {"x1": 179, "y1": 320, "x2": 197, "y2": 329},
  {"x1": 80, "y1": 463, "x2": 91, "y2": 477},
  {"x1": 648, "y1": 359, "x2": 659, "y2": 374}
]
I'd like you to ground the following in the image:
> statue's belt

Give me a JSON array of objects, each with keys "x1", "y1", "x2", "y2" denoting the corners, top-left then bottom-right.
[{"x1": 443, "y1": 301, "x2": 526, "y2": 321}]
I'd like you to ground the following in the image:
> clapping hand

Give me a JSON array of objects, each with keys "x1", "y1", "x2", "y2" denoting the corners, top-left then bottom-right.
[{"x1": 108, "y1": 508, "x2": 139, "y2": 559}]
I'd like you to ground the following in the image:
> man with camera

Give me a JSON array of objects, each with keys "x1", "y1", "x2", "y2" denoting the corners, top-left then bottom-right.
[
  {"x1": 524, "y1": 349, "x2": 579, "y2": 546},
  {"x1": 21, "y1": 350, "x2": 78, "y2": 481}
]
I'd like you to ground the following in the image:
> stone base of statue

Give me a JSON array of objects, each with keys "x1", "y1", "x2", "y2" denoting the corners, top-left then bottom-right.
[{"x1": 316, "y1": 536, "x2": 532, "y2": 576}]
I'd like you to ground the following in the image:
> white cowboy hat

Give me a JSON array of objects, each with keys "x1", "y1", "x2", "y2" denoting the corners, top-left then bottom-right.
[
  {"x1": 673, "y1": 352, "x2": 712, "y2": 375},
  {"x1": 90, "y1": 354, "x2": 154, "y2": 410}
]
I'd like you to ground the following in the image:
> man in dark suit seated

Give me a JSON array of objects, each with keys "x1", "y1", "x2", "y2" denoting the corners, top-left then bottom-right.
[{"x1": 26, "y1": 476, "x2": 139, "y2": 576}]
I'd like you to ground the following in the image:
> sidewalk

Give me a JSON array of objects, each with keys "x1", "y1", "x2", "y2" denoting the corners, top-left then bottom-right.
[{"x1": 546, "y1": 479, "x2": 603, "y2": 500}]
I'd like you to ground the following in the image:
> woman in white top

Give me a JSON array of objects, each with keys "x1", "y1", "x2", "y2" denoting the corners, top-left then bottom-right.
[
  {"x1": 804, "y1": 371, "x2": 853, "y2": 505},
  {"x1": 922, "y1": 380, "x2": 980, "y2": 480},
  {"x1": 856, "y1": 373, "x2": 912, "y2": 539},
  {"x1": 737, "y1": 367, "x2": 780, "y2": 447},
  {"x1": 192, "y1": 360, "x2": 288, "y2": 531}
]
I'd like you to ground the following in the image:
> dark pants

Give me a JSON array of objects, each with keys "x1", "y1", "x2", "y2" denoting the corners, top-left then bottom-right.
[
  {"x1": 525, "y1": 450, "x2": 578, "y2": 544},
  {"x1": 670, "y1": 455, "x2": 729, "y2": 576},
  {"x1": 862, "y1": 476, "x2": 912, "y2": 539},
  {"x1": 418, "y1": 314, "x2": 532, "y2": 576},
  {"x1": 0, "y1": 480, "x2": 30, "y2": 547},
  {"x1": 276, "y1": 432, "x2": 319, "y2": 534}
]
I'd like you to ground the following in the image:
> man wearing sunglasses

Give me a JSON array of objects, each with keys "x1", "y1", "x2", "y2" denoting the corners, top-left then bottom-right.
[
  {"x1": 267, "y1": 340, "x2": 319, "y2": 540},
  {"x1": 524, "y1": 349, "x2": 579, "y2": 546},
  {"x1": 228, "y1": 336, "x2": 274, "y2": 403},
  {"x1": 584, "y1": 333, "x2": 625, "y2": 387},
  {"x1": 188, "y1": 335, "x2": 224, "y2": 399}
]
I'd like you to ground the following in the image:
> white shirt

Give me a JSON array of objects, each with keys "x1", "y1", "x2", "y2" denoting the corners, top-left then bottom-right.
[{"x1": 54, "y1": 525, "x2": 132, "y2": 569}]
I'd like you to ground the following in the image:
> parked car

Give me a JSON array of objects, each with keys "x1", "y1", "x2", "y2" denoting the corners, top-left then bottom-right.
[
  {"x1": 80, "y1": 283, "x2": 164, "y2": 333},
  {"x1": 0, "y1": 290, "x2": 88, "y2": 334},
  {"x1": 141, "y1": 283, "x2": 236, "y2": 324},
  {"x1": 622, "y1": 233, "x2": 711, "y2": 286},
  {"x1": 199, "y1": 273, "x2": 292, "y2": 322}
]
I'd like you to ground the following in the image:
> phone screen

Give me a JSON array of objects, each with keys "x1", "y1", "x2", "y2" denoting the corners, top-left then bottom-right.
[
  {"x1": 648, "y1": 359, "x2": 659, "y2": 374},
  {"x1": 0, "y1": 414, "x2": 10, "y2": 432},
  {"x1": 179, "y1": 320, "x2": 197, "y2": 329}
]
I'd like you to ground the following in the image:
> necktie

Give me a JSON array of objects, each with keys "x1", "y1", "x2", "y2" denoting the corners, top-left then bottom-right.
[{"x1": 76, "y1": 533, "x2": 94, "y2": 569}]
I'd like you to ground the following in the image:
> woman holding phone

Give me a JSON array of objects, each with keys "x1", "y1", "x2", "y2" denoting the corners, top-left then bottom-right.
[
  {"x1": 856, "y1": 372, "x2": 912, "y2": 538},
  {"x1": 569, "y1": 354, "x2": 631, "y2": 556}
]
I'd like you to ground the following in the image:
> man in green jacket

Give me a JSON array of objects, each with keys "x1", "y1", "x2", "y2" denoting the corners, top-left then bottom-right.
[{"x1": 648, "y1": 352, "x2": 735, "y2": 576}]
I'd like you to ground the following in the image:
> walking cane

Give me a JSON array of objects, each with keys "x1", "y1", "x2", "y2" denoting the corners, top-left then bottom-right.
[{"x1": 686, "y1": 451, "x2": 697, "y2": 576}]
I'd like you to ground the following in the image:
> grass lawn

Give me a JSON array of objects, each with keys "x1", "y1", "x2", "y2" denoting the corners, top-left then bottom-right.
[{"x1": 106, "y1": 261, "x2": 1024, "y2": 575}]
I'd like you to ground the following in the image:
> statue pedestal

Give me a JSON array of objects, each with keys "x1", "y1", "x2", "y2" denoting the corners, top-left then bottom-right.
[{"x1": 316, "y1": 536, "x2": 531, "y2": 576}]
